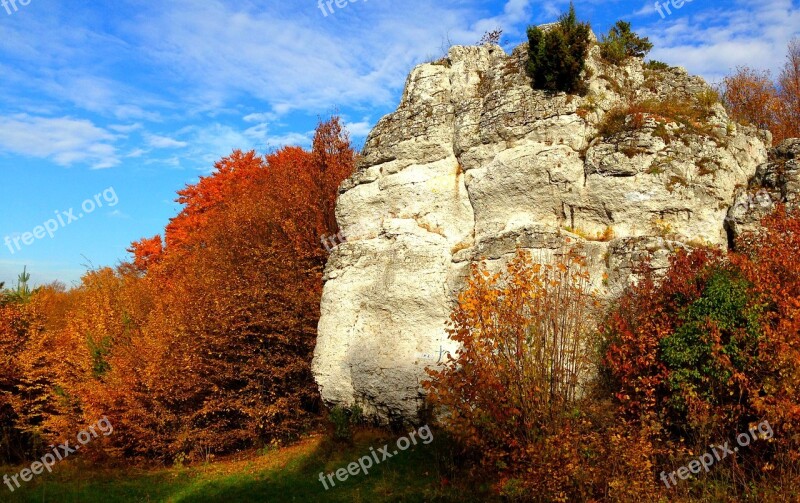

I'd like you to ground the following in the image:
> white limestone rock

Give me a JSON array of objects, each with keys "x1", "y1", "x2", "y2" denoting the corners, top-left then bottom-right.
[{"x1": 312, "y1": 38, "x2": 770, "y2": 423}]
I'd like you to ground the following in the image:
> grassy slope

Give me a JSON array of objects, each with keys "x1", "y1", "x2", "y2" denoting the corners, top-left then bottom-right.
[{"x1": 2, "y1": 429, "x2": 493, "y2": 503}]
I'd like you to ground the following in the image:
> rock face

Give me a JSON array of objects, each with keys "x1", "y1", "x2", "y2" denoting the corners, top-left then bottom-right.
[
  {"x1": 727, "y1": 139, "x2": 800, "y2": 242},
  {"x1": 312, "y1": 40, "x2": 770, "y2": 423}
]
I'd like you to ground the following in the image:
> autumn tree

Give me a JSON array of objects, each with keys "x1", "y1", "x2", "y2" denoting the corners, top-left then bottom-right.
[
  {"x1": 99, "y1": 117, "x2": 355, "y2": 461},
  {"x1": 312, "y1": 117, "x2": 357, "y2": 236},
  {"x1": 722, "y1": 67, "x2": 781, "y2": 136},
  {"x1": 0, "y1": 279, "x2": 79, "y2": 462},
  {"x1": 722, "y1": 38, "x2": 800, "y2": 144},
  {"x1": 777, "y1": 38, "x2": 800, "y2": 141},
  {"x1": 136, "y1": 175, "x2": 324, "y2": 457},
  {"x1": 164, "y1": 150, "x2": 266, "y2": 252},
  {"x1": 0, "y1": 295, "x2": 30, "y2": 463},
  {"x1": 127, "y1": 236, "x2": 163, "y2": 273},
  {"x1": 0, "y1": 117, "x2": 355, "y2": 464},
  {"x1": 425, "y1": 249, "x2": 602, "y2": 480},
  {"x1": 0, "y1": 269, "x2": 147, "y2": 464}
]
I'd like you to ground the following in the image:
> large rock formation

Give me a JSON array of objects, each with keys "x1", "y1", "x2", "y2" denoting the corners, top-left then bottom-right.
[{"x1": 312, "y1": 39, "x2": 771, "y2": 423}]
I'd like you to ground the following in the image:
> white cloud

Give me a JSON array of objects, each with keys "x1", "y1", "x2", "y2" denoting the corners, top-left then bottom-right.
[
  {"x1": 109, "y1": 123, "x2": 143, "y2": 134},
  {"x1": 5, "y1": 0, "x2": 793, "y2": 176},
  {"x1": 641, "y1": 0, "x2": 800, "y2": 82},
  {"x1": 344, "y1": 119, "x2": 374, "y2": 138},
  {"x1": 113, "y1": 104, "x2": 162, "y2": 122},
  {"x1": 121, "y1": 0, "x2": 536, "y2": 115},
  {"x1": 146, "y1": 134, "x2": 188, "y2": 149},
  {"x1": 243, "y1": 122, "x2": 270, "y2": 142},
  {"x1": 243, "y1": 112, "x2": 278, "y2": 123},
  {"x1": 126, "y1": 148, "x2": 148, "y2": 158},
  {"x1": 0, "y1": 9, "x2": 170, "y2": 122},
  {"x1": 0, "y1": 0, "x2": 547, "y2": 173},
  {"x1": 177, "y1": 123, "x2": 269, "y2": 170},
  {"x1": 631, "y1": 1, "x2": 657, "y2": 18},
  {"x1": 108, "y1": 209, "x2": 131, "y2": 219},
  {"x1": 471, "y1": 0, "x2": 535, "y2": 39},
  {"x1": 0, "y1": 114, "x2": 119, "y2": 169},
  {"x1": 265, "y1": 131, "x2": 314, "y2": 149}
]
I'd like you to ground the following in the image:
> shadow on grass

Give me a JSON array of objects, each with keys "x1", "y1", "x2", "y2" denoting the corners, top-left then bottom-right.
[{"x1": 3, "y1": 430, "x2": 494, "y2": 503}]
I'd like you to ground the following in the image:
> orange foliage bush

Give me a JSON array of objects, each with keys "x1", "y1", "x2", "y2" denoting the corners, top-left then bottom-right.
[
  {"x1": 0, "y1": 282, "x2": 101, "y2": 461},
  {"x1": 732, "y1": 207, "x2": 800, "y2": 459},
  {"x1": 425, "y1": 249, "x2": 599, "y2": 453},
  {"x1": 423, "y1": 248, "x2": 663, "y2": 500}
]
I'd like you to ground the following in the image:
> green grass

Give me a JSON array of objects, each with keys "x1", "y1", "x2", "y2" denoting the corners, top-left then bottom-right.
[{"x1": 2, "y1": 429, "x2": 493, "y2": 503}]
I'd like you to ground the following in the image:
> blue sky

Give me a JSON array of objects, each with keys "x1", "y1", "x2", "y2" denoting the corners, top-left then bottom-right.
[{"x1": 0, "y1": 0, "x2": 798, "y2": 287}]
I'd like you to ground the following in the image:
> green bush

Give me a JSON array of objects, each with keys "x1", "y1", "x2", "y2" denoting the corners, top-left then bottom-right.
[
  {"x1": 600, "y1": 21, "x2": 653, "y2": 64},
  {"x1": 658, "y1": 268, "x2": 762, "y2": 421},
  {"x1": 526, "y1": 4, "x2": 591, "y2": 94},
  {"x1": 644, "y1": 59, "x2": 670, "y2": 71},
  {"x1": 329, "y1": 404, "x2": 363, "y2": 442}
]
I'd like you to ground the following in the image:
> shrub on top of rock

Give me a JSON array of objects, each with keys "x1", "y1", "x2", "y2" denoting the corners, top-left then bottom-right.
[
  {"x1": 644, "y1": 59, "x2": 670, "y2": 71},
  {"x1": 477, "y1": 28, "x2": 503, "y2": 46},
  {"x1": 526, "y1": 4, "x2": 591, "y2": 95},
  {"x1": 599, "y1": 21, "x2": 653, "y2": 65}
]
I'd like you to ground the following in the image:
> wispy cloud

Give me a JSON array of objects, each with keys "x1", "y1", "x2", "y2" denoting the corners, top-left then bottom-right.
[
  {"x1": 108, "y1": 209, "x2": 131, "y2": 219},
  {"x1": 126, "y1": 148, "x2": 148, "y2": 158},
  {"x1": 640, "y1": 0, "x2": 800, "y2": 81},
  {"x1": 0, "y1": 114, "x2": 119, "y2": 169},
  {"x1": 122, "y1": 0, "x2": 541, "y2": 115},
  {"x1": 146, "y1": 134, "x2": 188, "y2": 149},
  {"x1": 243, "y1": 112, "x2": 279, "y2": 123},
  {"x1": 0, "y1": 0, "x2": 796, "y2": 174},
  {"x1": 109, "y1": 123, "x2": 143, "y2": 134},
  {"x1": 265, "y1": 131, "x2": 314, "y2": 149},
  {"x1": 343, "y1": 119, "x2": 374, "y2": 138}
]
